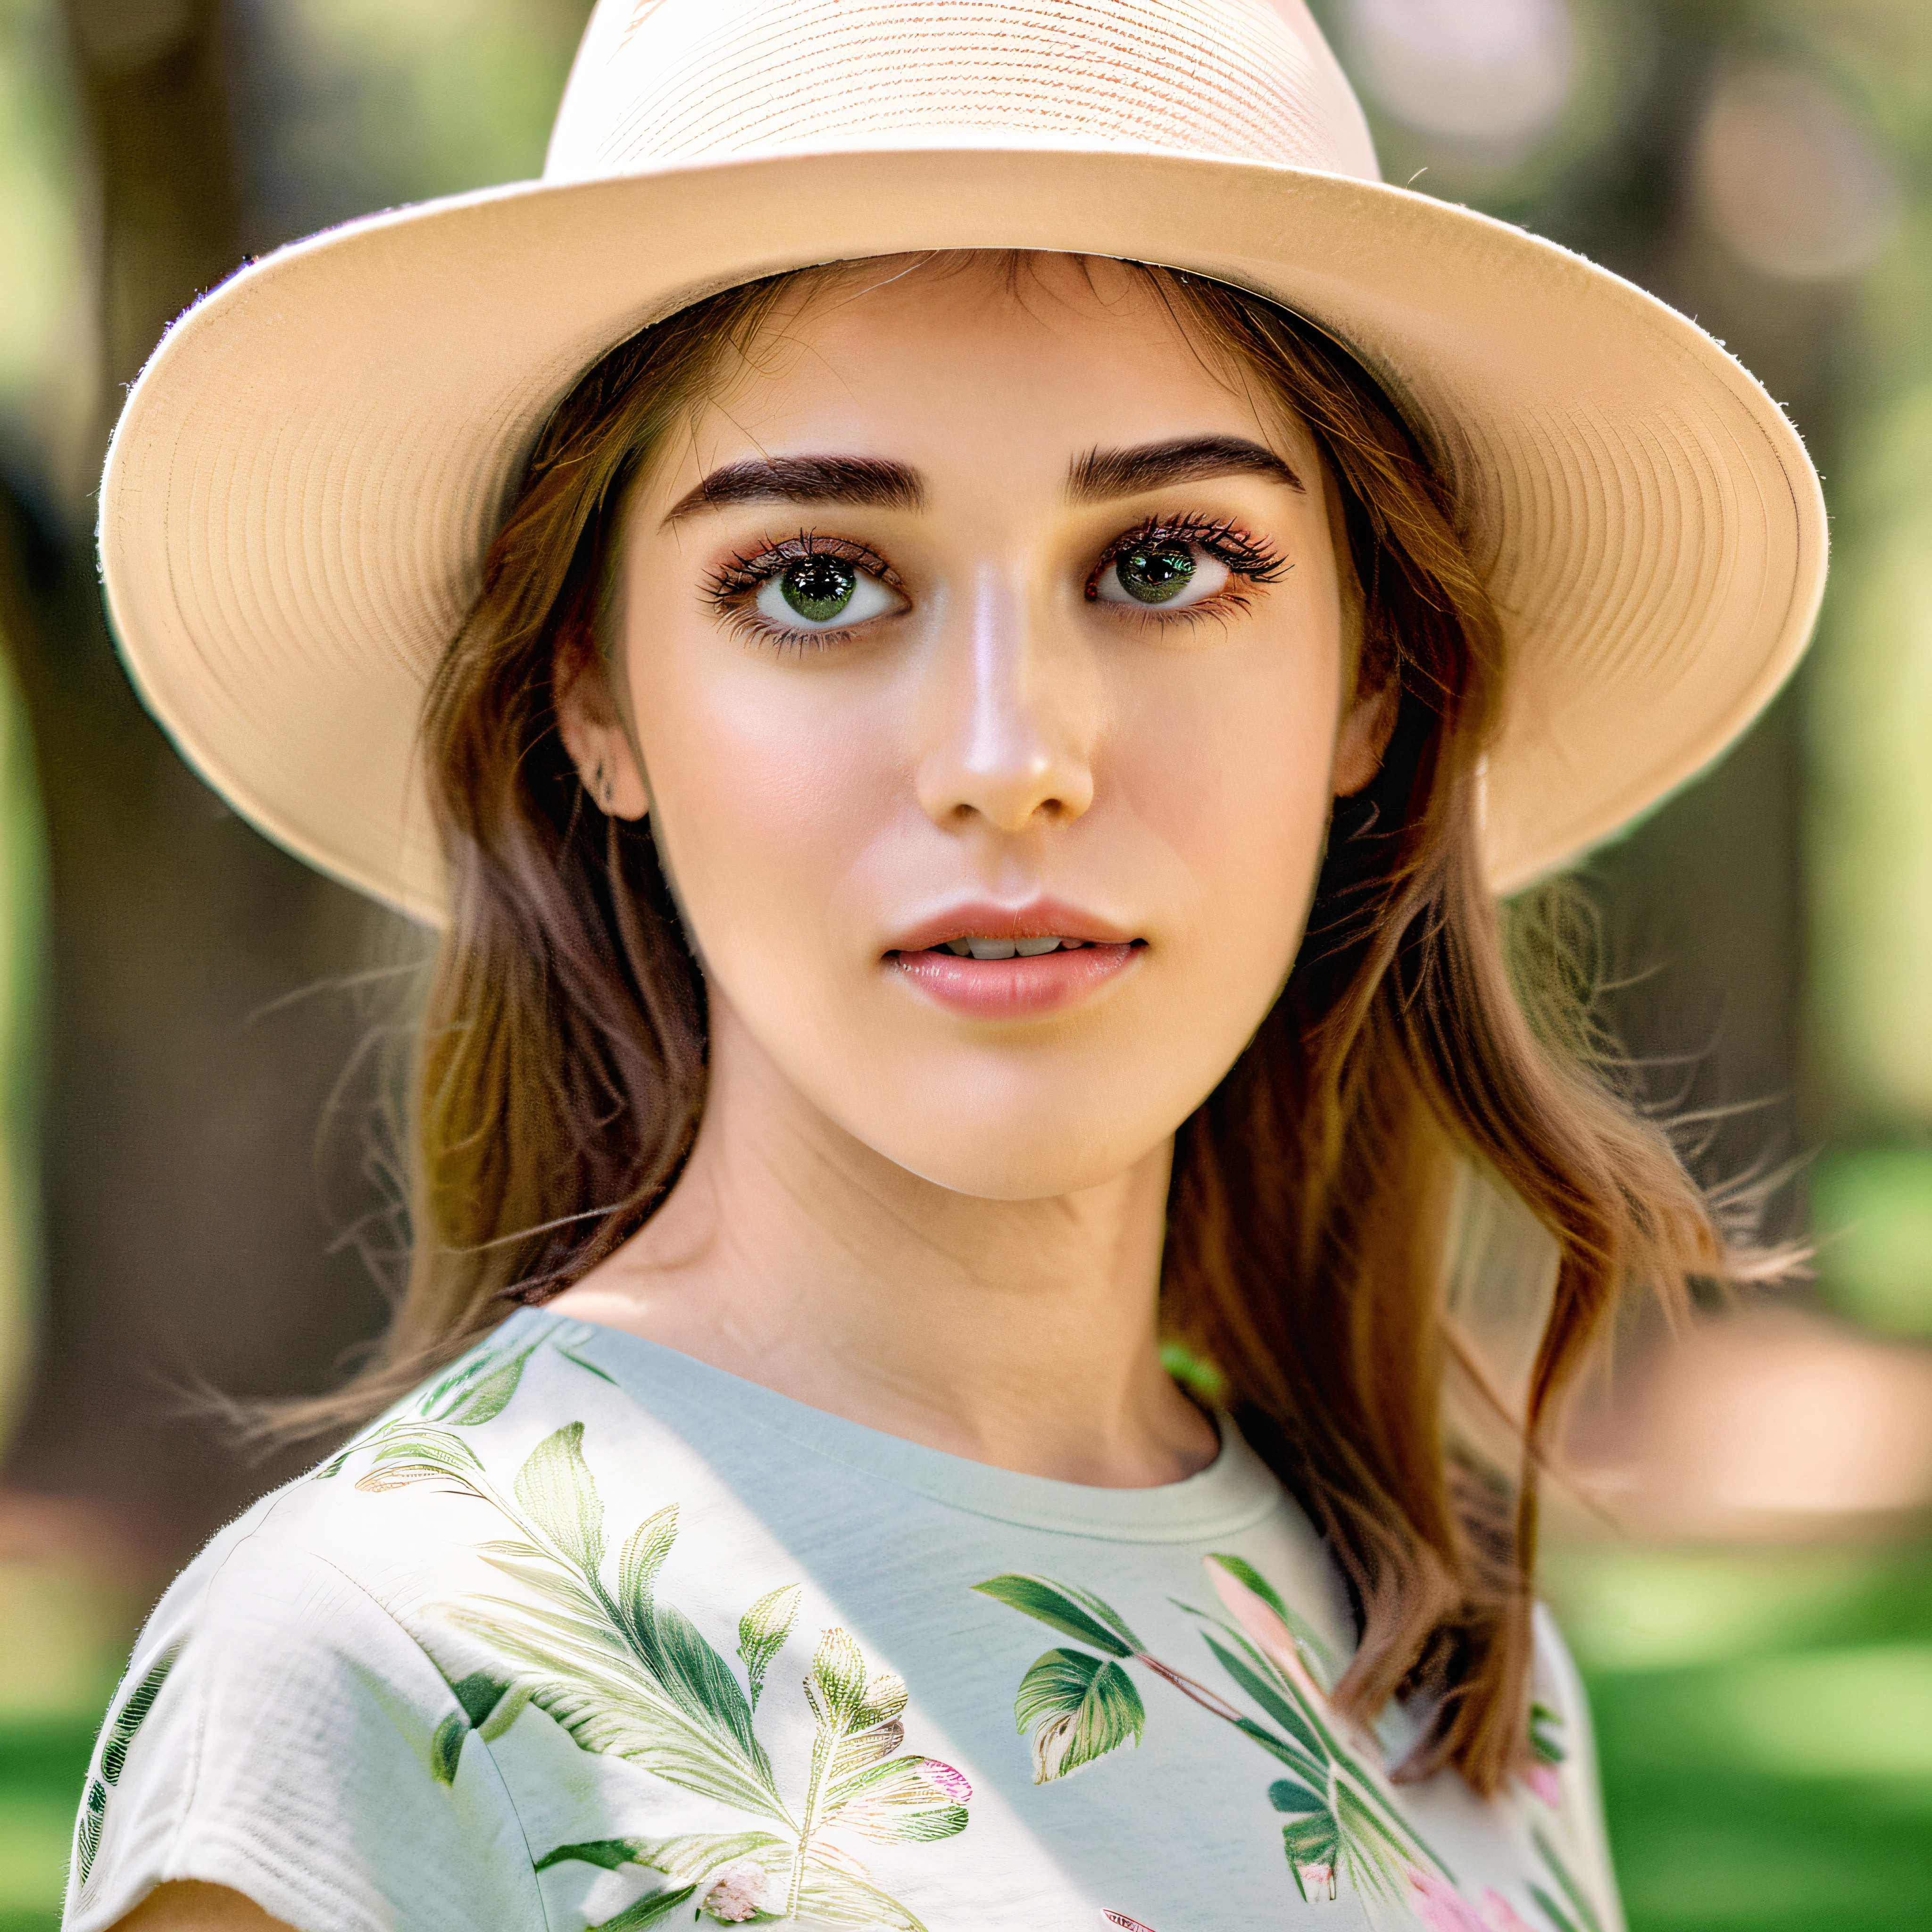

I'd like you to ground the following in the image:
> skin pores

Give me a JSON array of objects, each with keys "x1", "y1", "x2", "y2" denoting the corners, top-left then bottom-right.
[{"x1": 567, "y1": 255, "x2": 1386, "y2": 1203}]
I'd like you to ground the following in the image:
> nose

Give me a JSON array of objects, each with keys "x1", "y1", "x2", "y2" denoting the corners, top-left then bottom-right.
[{"x1": 914, "y1": 570, "x2": 1098, "y2": 833}]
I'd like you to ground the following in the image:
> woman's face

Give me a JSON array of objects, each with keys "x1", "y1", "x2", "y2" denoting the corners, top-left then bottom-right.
[{"x1": 573, "y1": 255, "x2": 1388, "y2": 1199}]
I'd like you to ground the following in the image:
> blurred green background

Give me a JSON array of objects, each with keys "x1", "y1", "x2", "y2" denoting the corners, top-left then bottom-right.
[{"x1": 0, "y1": 1, "x2": 1929, "y2": 1927}]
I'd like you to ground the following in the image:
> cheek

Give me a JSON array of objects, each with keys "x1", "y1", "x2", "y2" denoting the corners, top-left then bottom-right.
[
  {"x1": 629, "y1": 645, "x2": 891, "y2": 991},
  {"x1": 1114, "y1": 636, "x2": 1343, "y2": 978}
]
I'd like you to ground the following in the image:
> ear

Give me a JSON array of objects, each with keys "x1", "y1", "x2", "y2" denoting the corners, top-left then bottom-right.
[
  {"x1": 553, "y1": 633, "x2": 650, "y2": 820},
  {"x1": 1332, "y1": 673, "x2": 1399, "y2": 799}
]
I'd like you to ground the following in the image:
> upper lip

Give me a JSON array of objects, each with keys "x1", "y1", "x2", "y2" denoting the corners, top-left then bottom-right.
[{"x1": 886, "y1": 898, "x2": 1140, "y2": 955}]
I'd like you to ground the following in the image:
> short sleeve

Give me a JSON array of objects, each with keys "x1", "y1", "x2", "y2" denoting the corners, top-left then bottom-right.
[
  {"x1": 1531, "y1": 1601, "x2": 1628, "y2": 1932},
  {"x1": 64, "y1": 1524, "x2": 546, "y2": 1932}
]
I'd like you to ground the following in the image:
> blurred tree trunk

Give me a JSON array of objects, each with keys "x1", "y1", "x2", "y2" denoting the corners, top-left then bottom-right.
[
  {"x1": 0, "y1": 0, "x2": 400, "y2": 1588},
  {"x1": 1550, "y1": 14, "x2": 1841, "y2": 1227}
]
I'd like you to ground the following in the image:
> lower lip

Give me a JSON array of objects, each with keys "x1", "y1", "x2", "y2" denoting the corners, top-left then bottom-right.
[{"x1": 889, "y1": 943, "x2": 1142, "y2": 1019}]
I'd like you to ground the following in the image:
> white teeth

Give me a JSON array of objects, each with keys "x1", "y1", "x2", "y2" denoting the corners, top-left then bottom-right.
[{"x1": 936, "y1": 935, "x2": 1088, "y2": 958}]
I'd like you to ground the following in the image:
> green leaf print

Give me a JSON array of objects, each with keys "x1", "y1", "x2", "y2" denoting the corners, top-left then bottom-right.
[
  {"x1": 447, "y1": 1668, "x2": 531, "y2": 1740},
  {"x1": 354, "y1": 1427, "x2": 485, "y2": 1491},
  {"x1": 449, "y1": 1591, "x2": 778, "y2": 1816},
  {"x1": 1013, "y1": 1649, "x2": 1146, "y2": 1782},
  {"x1": 824, "y1": 1753, "x2": 972, "y2": 1844},
  {"x1": 342, "y1": 1420, "x2": 966, "y2": 1928},
  {"x1": 451, "y1": 1671, "x2": 510, "y2": 1726},
  {"x1": 424, "y1": 1341, "x2": 539, "y2": 1424},
  {"x1": 796, "y1": 1865, "x2": 932, "y2": 1930},
  {"x1": 618, "y1": 1505, "x2": 679, "y2": 1609},
  {"x1": 977, "y1": 1559, "x2": 1450, "y2": 1914},
  {"x1": 77, "y1": 1643, "x2": 181, "y2": 1886},
  {"x1": 1267, "y1": 1777, "x2": 1325, "y2": 1814},
  {"x1": 1205, "y1": 1551, "x2": 1337, "y2": 1678},
  {"x1": 75, "y1": 1779, "x2": 106, "y2": 1890},
  {"x1": 556, "y1": 1342, "x2": 621, "y2": 1386},
  {"x1": 431, "y1": 1653, "x2": 534, "y2": 1781},
  {"x1": 773, "y1": 1625, "x2": 969, "y2": 1917},
  {"x1": 1529, "y1": 1887, "x2": 1584, "y2": 1932},
  {"x1": 1532, "y1": 1827, "x2": 1605, "y2": 1932},
  {"x1": 1280, "y1": 1806, "x2": 1342, "y2": 1901},
  {"x1": 1529, "y1": 1700, "x2": 1567, "y2": 1767},
  {"x1": 590, "y1": 1884, "x2": 699, "y2": 1929},
  {"x1": 1195, "y1": 1630, "x2": 1325, "y2": 1762},
  {"x1": 316, "y1": 1322, "x2": 602, "y2": 1479},
  {"x1": 429, "y1": 1713, "x2": 467, "y2": 1786},
  {"x1": 808, "y1": 1627, "x2": 887, "y2": 1731},
  {"x1": 630, "y1": 1830, "x2": 792, "y2": 1882},
  {"x1": 514, "y1": 1422, "x2": 608, "y2": 1574},
  {"x1": 100, "y1": 1648, "x2": 177, "y2": 1785},
  {"x1": 971, "y1": 1574, "x2": 1141, "y2": 1657},
  {"x1": 738, "y1": 1583, "x2": 802, "y2": 1711},
  {"x1": 535, "y1": 1838, "x2": 650, "y2": 1872}
]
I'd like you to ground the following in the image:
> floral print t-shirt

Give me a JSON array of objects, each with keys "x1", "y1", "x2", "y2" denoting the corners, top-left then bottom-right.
[{"x1": 67, "y1": 1310, "x2": 1624, "y2": 1932}]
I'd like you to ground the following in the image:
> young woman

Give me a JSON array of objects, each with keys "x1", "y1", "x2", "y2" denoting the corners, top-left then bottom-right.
[{"x1": 72, "y1": 4, "x2": 1824, "y2": 1930}]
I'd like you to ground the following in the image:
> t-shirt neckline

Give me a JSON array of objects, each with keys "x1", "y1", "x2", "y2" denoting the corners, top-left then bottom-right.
[{"x1": 501, "y1": 1307, "x2": 1283, "y2": 1545}]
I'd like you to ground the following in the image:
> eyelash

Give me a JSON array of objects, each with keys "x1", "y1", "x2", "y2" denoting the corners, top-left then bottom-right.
[
  {"x1": 702, "y1": 532, "x2": 903, "y2": 652},
  {"x1": 1085, "y1": 513, "x2": 1291, "y2": 607},
  {"x1": 702, "y1": 514, "x2": 1290, "y2": 650}
]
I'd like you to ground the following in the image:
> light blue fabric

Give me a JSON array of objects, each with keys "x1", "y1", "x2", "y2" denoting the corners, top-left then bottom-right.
[{"x1": 67, "y1": 1309, "x2": 1624, "y2": 1932}]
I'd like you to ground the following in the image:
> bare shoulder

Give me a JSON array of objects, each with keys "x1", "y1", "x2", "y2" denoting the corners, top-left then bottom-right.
[{"x1": 107, "y1": 1881, "x2": 296, "y2": 1932}]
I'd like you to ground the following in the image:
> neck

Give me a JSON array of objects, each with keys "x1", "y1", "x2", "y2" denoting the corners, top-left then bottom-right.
[{"x1": 548, "y1": 997, "x2": 1217, "y2": 1487}]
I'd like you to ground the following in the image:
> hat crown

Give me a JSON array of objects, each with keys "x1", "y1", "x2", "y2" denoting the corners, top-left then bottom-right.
[{"x1": 544, "y1": 0, "x2": 1380, "y2": 185}]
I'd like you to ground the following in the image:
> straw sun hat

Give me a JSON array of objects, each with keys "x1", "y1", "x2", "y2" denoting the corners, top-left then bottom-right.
[{"x1": 100, "y1": 0, "x2": 1826, "y2": 924}]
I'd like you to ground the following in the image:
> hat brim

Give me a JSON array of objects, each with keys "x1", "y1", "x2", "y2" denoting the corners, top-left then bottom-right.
[{"x1": 100, "y1": 145, "x2": 1825, "y2": 924}]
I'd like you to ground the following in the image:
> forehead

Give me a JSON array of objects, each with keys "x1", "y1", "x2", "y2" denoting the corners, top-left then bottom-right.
[{"x1": 671, "y1": 253, "x2": 1313, "y2": 477}]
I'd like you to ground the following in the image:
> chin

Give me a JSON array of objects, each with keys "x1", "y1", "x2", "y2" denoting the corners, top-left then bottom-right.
[{"x1": 841, "y1": 1095, "x2": 1174, "y2": 1201}]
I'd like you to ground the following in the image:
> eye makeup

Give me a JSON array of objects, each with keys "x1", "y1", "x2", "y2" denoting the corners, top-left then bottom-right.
[{"x1": 700, "y1": 509, "x2": 1290, "y2": 651}]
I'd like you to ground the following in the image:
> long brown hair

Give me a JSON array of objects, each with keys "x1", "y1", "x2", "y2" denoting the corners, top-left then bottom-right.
[{"x1": 284, "y1": 255, "x2": 1746, "y2": 1793}]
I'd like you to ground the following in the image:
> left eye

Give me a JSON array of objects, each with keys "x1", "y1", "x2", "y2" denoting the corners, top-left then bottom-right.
[
  {"x1": 1093, "y1": 541, "x2": 1232, "y2": 609},
  {"x1": 755, "y1": 555, "x2": 900, "y2": 631}
]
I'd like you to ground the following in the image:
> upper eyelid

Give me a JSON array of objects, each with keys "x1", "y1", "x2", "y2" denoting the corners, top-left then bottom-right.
[
  {"x1": 702, "y1": 512, "x2": 1284, "y2": 617},
  {"x1": 1101, "y1": 510, "x2": 1275, "y2": 550},
  {"x1": 707, "y1": 531, "x2": 903, "y2": 595},
  {"x1": 1092, "y1": 513, "x2": 1288, "y2": 580}
]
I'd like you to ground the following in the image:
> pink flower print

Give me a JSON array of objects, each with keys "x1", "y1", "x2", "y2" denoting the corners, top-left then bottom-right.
[
  {"x1": 1204, "y1": 1559, "x2": 1330, "y2": 1710},
  {"x1": 1409, "y1": 1868, "x2": 1492, "y2": 1932},
  {"x1": 1524, "y1": 1759, "x2": 1561, "y2": 1808},
  {"x1": 1204, "y1": 1557, "x2": 1381, "y2": 1764},
  {"x1": 919, "y1": 1757, "x2": 973, "y2": 1804},
  {"x1": 700, "y1": 1865, "x2": 766, "y2": 1923},
  {"x1": 1299, "y1": 1862, "x2": 1338, "y2": 1902},
  {"x1": 1480, "y1": 1888, "x2": 1540, "y2": 1932},
  {"x1": 1409, "y1": 1870, "x2": 1542, "y2": 1932}
]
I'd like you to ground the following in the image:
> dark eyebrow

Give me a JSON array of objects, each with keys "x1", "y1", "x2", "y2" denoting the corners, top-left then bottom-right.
[
  {"x1": 1068, "y1": 436, "x2": 1302, "y2": 502},
  {"x1": 662, "y1": 455, "x2": 924, "y2": 525}
]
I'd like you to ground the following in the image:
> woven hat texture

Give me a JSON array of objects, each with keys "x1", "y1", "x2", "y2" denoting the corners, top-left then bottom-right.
[{"x1": 100, "y1": 0, "x2": 1826, "y2": 922}]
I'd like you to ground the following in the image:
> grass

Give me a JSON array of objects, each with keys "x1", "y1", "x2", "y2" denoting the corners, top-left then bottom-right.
[
  {"x1": 0, "y1": 1561, "x2": 124, "y2": 1931},
  {"x1": 0, "y1": 1715, "x2": 93, "y2": 1931},
  {"x1": 1, "y1": 1543, "x2": 1928, "y2": 1929},
  {"x1": 1547, "y1": 1540, "x2": 1932, "y2": 1932}
]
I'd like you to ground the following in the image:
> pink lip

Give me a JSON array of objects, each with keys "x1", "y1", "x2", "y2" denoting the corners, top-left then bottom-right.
[{"x1": 885, "y1": 898, "x2": 1143, "y2": 1020}]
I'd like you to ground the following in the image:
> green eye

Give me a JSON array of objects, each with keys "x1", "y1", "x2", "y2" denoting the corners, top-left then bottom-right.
[
  {"x1": 1114, "y1": 542, "x2": 1197, "y2": 605},
  {"x1": 781, "y1": 556, "x2": 858, "y2": 622}
]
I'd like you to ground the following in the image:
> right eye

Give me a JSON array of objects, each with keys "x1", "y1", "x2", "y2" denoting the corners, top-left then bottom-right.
[
  {"x1": 1092, "y1": 540, "x2": 1232, "y2": 609},
  {"x1": 756, "y1": 555, "x2": 900, "y2": 632}
]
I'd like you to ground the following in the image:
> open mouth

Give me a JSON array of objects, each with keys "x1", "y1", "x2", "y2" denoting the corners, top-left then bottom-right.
[
  {"x1": 887, "y1": 928, "x2": 1145, "y2": 1018},
  {"x1": 928, "y1": 935, "x2": 1098, "y2": 959}
]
